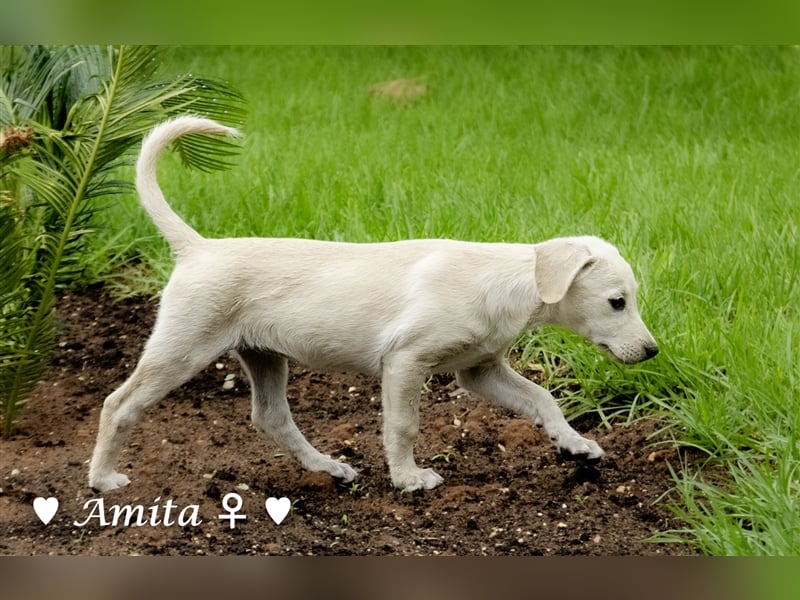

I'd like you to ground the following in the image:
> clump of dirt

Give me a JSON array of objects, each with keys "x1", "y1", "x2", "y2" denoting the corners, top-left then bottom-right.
[{"x1": 0, "y1": 285, "x2": 694, "y2": 555}]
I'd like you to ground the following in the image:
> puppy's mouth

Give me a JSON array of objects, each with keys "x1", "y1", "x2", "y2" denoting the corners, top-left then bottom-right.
[{"x1": 596, "y1": 343, "x2": 621, "y2": 362}]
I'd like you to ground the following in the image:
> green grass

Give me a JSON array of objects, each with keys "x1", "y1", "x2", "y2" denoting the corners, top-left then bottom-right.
[{"x1": 86, "y1": 46, "x2": 800, "y2": 555}]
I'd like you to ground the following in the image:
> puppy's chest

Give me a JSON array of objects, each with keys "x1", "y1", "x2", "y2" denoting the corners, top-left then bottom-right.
[{"x1": 424, "y1": 329, "x2": 518, "y2": 374}]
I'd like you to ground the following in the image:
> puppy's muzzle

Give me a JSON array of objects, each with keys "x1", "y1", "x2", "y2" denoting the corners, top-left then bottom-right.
[{"x1": 598, "y1": 341, "x2": 659, "y2": 364}]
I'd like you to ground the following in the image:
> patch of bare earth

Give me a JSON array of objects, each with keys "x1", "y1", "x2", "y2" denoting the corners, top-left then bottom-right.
[{"x1": 0, "y1": 286, "x2": 695, "y2": 555}]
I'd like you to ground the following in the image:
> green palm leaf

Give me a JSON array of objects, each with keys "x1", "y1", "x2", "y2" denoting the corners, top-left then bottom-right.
[{"x1": 0, "y1": 44, "x2": 245, "y2": 437}]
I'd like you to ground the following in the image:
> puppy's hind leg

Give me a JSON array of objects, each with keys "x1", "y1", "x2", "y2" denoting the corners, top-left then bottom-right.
[
  {"x1": 236, "y1": 348, "x2": 357, "y2": 482},
  {"x1": 89, "y1": 326, "x2": 229, "y2": 492}
]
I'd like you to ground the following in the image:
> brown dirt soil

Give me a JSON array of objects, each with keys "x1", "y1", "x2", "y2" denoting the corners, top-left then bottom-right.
[{"x1": 1, "y1": 285, "x2": 695, "y2": 555}]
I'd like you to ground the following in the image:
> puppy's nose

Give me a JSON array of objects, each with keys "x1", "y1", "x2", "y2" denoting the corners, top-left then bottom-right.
[{"x1": 644, "y1": 344, "x2": 659, "y2": 360}]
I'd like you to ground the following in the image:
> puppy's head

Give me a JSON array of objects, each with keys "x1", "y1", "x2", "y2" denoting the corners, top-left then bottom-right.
[{"x1": 534, "y1": 236, "x2": 659, "y2": 364}]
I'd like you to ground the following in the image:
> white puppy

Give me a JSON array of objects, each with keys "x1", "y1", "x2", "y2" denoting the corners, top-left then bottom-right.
[{"x1": 88, "y1": 116, "x2": 659, "y2": 493}]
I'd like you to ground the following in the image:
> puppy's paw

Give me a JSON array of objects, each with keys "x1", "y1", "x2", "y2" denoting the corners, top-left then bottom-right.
[
  {"x1": 328, "y1": 461, "x2": 359, "y2": 482},
  {"x1": 550, "y1": 431, "x2": 605, "y2": 461},
  {"x1": 392, "y1": 467, "x2": 444, "y2": 492},
  {"x1": 304, "y1": 454, "x2": 358, "y2": 482},
  {"x1": 89, "y1": 471, "x2": 131, "y2": 492}
]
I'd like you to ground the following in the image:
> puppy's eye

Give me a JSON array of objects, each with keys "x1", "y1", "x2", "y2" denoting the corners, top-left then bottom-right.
[{"x1": 609, "y1": 297, "x2": 626, "y2": 311}]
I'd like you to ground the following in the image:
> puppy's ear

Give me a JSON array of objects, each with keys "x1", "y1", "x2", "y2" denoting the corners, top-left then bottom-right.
[{"x1": 535, "y1": 239, "x2": 596, "y2": 304}]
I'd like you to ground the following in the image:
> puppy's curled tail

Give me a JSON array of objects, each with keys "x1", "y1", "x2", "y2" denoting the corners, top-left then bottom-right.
[{"x1": 136, "y1": 115, "x2": 241, "y2": 253}]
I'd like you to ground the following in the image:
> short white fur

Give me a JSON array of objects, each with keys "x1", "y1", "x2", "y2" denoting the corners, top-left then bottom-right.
[{"x1": 88, "y1": 116, "x2": 658, "y2": 493}]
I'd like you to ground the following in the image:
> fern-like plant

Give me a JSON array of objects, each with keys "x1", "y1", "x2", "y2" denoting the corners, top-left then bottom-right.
[{"x1": 0, "y1": 45, "x2": 245, "y2": 437}]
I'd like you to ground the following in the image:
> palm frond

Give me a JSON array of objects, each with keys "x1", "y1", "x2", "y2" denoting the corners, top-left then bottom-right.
[
  {"x1": 0, "y1": 199, "x2": 54, "y2": 435},
  {"x1": 0, "y1": 199, "x2": 26, "y2": 299},
  {"x1": 0, "y1": 44, "x2": 246, "y2": 437}
]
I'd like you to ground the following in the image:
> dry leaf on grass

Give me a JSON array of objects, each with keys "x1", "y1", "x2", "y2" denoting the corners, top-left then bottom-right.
[{"x1": 367, "y1": 76, "x2": 428, "y2": 103}]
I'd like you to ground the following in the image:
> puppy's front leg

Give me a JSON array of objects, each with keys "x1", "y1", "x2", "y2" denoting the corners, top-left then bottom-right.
[
  {"x1": 381, "y1": 355, "x2": 444, "y2": 491},
  {"x1": 456, "y1": 359, "x2": 604, "y2": 459}
]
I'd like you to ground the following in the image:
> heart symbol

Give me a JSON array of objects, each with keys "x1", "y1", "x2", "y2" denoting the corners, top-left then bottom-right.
[
  {"x1": 265, "y1": 496, "x2": 290, "y2": 525},
  {"x1": 33, "y1": 497, "x2": 59, "y2": 525}
]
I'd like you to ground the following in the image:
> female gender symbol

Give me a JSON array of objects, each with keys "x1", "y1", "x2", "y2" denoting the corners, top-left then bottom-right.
[{"x1": 218, "y1": 492, "x2": 246, "y2": 529}]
